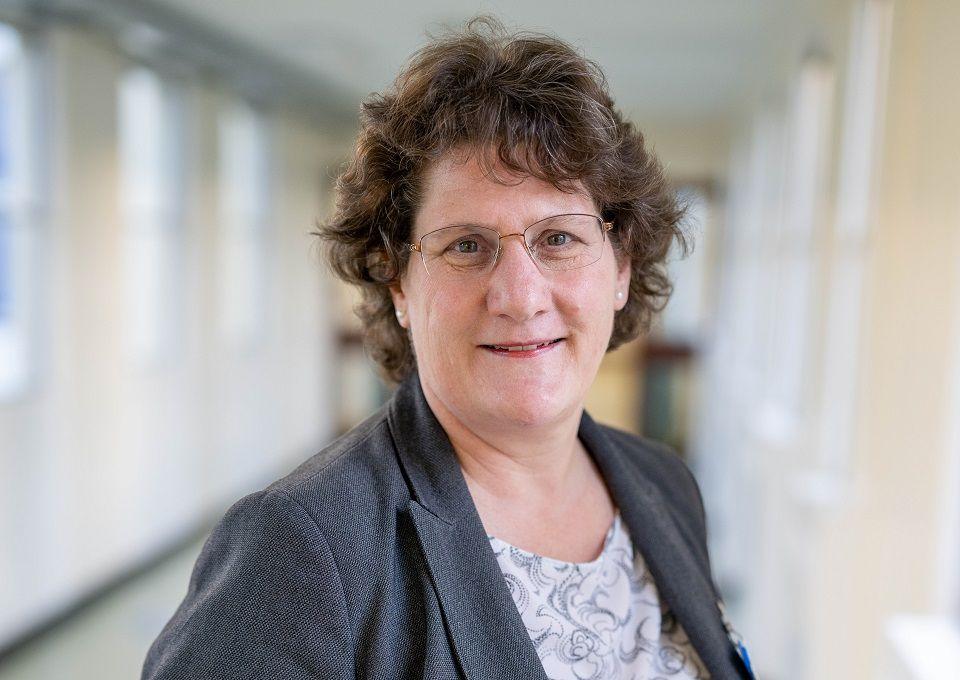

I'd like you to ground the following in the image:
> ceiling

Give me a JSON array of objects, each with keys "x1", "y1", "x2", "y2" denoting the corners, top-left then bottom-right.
[{"x1": 144, "y1": 0, "x2": 825, "y2": 125}]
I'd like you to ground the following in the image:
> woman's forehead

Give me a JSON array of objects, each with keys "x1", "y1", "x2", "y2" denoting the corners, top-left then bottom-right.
[{"x1": 414, "y1": 151, "x2": 595, "y2": 231}]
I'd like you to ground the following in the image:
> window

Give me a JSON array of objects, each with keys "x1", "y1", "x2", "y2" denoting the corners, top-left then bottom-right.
[
  {"x1": 0, "y1": 23, "x2": 37, "y2": 400},
  {"x1": 812, "y1": 0, "x2": 893, "y2": 483},
  {"x1": 118, "y1": 67, "x2": 185, "y2": 366},
  {"x1": 765, "y1": 56, "x2": 834, "y2": 435},
  {"x1": 217, "y1": 101, "x2": 272, "y2": 348}
]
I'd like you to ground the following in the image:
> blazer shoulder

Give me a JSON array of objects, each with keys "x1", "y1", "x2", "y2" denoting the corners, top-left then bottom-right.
[
  {"x1": 143, "y1": 488, "x2": 355, "y2": 678},
  {"x1": 255, "y1": 402, "x2": 411, "y2": 535},
  {"x1": 264, "y1": 403, "x2": 391, "y2": 489}
]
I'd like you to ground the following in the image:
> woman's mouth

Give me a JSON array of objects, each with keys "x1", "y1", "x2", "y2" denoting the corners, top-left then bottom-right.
[{"x1": 480, "y1": 338, "x2": 565, "y2": 356}]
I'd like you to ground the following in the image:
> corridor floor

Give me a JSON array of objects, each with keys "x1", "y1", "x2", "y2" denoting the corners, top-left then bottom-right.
[{"x1": 0, "y1": 539, "x2": 205, "y2": 680}]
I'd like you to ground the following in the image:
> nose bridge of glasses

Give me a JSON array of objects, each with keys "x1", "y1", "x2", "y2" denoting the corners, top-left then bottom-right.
[{"x1": 494, "y1": 231, "x2": 539, "y2": 269}]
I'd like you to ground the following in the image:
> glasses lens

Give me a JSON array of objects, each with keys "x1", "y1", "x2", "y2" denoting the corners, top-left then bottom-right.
[
  {"x1": 419, "y1": 225, "x2": 500, "y2": 276},
  {"x1": 526, "y1": 215, "x2": 605, "y2": 270}
]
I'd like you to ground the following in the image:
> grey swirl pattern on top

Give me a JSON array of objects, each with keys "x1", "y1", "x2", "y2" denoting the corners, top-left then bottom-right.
[{"x1": 489, "y1": 513, "x2": 710, "y2": 680}]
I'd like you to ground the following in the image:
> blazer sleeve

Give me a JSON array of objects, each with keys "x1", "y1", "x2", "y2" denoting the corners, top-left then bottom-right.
[{"x1": 142, "y1": 489, "x2": 355, "y2": 680}]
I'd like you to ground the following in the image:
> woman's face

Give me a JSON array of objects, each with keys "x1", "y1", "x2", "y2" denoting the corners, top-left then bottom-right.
[{"x1": 391, "y1": 151, "x2": 630, "y2": 432}]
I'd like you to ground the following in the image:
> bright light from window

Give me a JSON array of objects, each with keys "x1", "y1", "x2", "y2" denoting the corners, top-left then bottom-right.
[
  {"x1": 118, "y1": 67, "x2": 184, "y2": 366},
  {"x1": 218, "y1": 101, "x2": 271, "y2": 348},
  {"x1": 0, "y1": 22, "x2": 30, "y2": 399}
]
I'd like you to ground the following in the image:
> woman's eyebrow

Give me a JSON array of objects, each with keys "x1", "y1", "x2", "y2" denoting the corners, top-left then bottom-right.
[
  {"x1": 408, "y1": 221, "x2": 492, "y2": 243},
  {"x1": 433, "y1": 213, "x2": 578, "y2": 232},
  {"x1": 434, "y1": 220, "x2": 497, "y2": 231}
]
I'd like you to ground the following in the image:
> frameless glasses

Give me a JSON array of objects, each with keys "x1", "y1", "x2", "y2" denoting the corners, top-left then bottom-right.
[{"x1": 408, "y1": 213, "x2": 613, "y2": 278}]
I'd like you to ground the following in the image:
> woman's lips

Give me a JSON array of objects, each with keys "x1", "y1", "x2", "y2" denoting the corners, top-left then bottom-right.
[{"x1": 480, "y1": 338, "x2": 565, "y2": 357}]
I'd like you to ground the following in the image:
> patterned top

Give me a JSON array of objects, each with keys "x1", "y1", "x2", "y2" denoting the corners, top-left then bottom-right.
[{"x1": 488, "y1": 513, "x2": 709, "y2": 680}]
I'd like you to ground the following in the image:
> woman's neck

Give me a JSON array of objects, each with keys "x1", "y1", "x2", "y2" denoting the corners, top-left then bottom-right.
[
  {"x1": 420, "y1": 379, "x2": 588, "y2": 507},
  {"x1": 420, "y1": 380, "x2": 616, "y2": 561}
]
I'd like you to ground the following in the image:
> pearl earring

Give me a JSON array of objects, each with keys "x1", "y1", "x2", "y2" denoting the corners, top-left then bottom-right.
[
  {"x1": 616, "y1": 291, "x2": 624, "y2": 301},
  {"x1": 395, "y1": 309, "x2": 405, "y2": 321}
]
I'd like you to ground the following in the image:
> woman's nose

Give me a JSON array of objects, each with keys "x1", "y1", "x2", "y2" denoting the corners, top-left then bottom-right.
[{"x1": 485, "y1": 236, "x2": 551, "y2": 322}]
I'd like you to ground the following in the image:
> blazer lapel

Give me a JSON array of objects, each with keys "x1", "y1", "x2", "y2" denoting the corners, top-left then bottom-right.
[
  {"x1": 388, "y1": 376, "x2": 549, "y2": 680},
  {"x1": 578, "y1": 412, "x2": 749, "y2": 680}
]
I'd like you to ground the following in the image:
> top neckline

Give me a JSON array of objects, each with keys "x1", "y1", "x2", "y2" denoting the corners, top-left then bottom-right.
[{"x1": 487, "y1": 511, "x2": 623, "y2": 569}]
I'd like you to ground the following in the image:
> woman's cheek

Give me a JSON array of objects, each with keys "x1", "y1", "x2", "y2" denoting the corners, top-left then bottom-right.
[{"x1": 425, "y1": 297, "x2": 464, "y2": 367}]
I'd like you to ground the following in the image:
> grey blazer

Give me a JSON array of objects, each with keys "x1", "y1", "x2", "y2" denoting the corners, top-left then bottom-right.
[{"x1": 143, "y1": 374, "x2": 754, "y2": 679}]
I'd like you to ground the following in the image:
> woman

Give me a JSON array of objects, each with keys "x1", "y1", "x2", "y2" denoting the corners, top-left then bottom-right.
[{"x1": 143, "y1": 19, "x2": 754, "y2": 680}]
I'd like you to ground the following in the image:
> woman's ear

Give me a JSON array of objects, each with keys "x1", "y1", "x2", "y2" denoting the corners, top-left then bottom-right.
[
  {"x1": 389, "y1": 282, "x2": 409, "y2": 328},
  {"x1": 614, "y1": 258, "x2": 631, "y2": 311}
]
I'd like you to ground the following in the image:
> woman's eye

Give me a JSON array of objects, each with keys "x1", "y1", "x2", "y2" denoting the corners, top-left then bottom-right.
[
  {"x1": 454, "y1": 239, "x2": 480, "y2": 253},
  {"x1": 545, "y1": 232, "x2": 570, "y2": 246}
]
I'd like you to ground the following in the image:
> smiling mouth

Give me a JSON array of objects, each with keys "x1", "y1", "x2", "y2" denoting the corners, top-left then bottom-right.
[{"x1": 480, "y1": 338, "x2": 565, "y2": 352}]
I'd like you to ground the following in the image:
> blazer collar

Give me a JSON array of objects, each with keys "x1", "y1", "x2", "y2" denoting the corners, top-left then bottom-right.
[{"x1": 387, "y1": 373, "x2": 748, "y2": 680}]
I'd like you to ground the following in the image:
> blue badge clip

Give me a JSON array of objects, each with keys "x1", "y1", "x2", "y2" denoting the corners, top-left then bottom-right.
[{"x1": 737, "y1": 640, "x2": 755, "y2": 679}]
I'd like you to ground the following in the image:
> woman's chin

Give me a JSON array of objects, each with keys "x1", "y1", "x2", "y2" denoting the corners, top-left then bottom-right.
[
  {"x1": 482, "y1": 383, "x2": 575, "y2": 429},
  {"x1": 436, "y1": 362, "x2": 582, "y2": 430}
]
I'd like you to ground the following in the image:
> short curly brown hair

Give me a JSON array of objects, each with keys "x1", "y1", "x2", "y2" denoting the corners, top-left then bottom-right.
[{"x1": 319, "y1": 17, "x2": 688, "y2": 384}]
